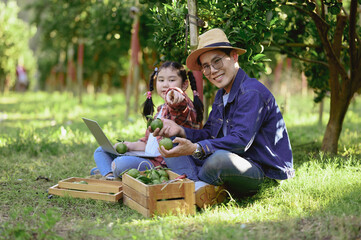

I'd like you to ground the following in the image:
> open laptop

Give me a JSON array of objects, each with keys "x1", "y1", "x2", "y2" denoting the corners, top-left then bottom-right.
[{"x1": 82, "y1": 117, "x2": 160, "y2": 158}]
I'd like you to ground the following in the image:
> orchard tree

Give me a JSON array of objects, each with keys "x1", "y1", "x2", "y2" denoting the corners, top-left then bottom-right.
[
  {"x1": 0, "y1": 1, "x2": 36, "y2": 93},
  {"x1": 274, "y1": 0, "x2": 361, "y2": 154},
  {"x1": 27, "y1": 0, "x2": 157, "y2": 93},
  {"x1": 149, "y1": 0, "x2": 360, "y2": 154}
]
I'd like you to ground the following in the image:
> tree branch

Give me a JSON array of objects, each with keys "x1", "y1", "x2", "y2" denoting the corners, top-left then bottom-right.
[
  {"x1": 285, "y1": 2, "x2": 329, "y2": 29},
  {"x1": 284, "y1": 2, "x2": 349, "y2": 83},
  {"x1": 261, "y1": 41, "x2": 320, "y2": 48},
  {"x1": 333, "y1": 15, "x2": 347, "y2": 59},
  {"x1": 262, "y1": 41, "x2": 348, "y2": 50},
  {"x1": 266, "y1": 45, "x2": 329, "y2": 67},
  {"x1": 341, "y1": 5, "x2": 360, "y2": 45},
  {"x1": 349, "y1": 0, "x2": 358, "y2": 71},
  {"x1": 311, "y1": 0, "x2": 320, "y2": 15},
  {"x1": 321, "y1": 0, "x2": 325, "y2": 19}
]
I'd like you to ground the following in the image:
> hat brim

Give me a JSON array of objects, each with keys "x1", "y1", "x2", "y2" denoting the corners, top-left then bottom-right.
[{"x1": 186, "y1": 46, "x2": 246, "y2": 71}]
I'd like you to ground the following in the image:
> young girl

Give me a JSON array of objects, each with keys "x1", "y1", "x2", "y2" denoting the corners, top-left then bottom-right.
[{"x1": 91, "y1": 61, "x2": 203, "y2": 180}]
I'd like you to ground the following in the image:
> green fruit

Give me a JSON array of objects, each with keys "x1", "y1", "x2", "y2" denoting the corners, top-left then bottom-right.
[
  {"x1": 116, "y1": 143, "x2": 127, "y2": 154},
  {"x1": 147, "y1": 119, "x2": 152, "y2": 128},
  {"x1": 136, "y1": 175, "x2": 152, "y2": 184},
  {"x1": 149, "y1": 170, "x2": 160, "y2": 180},
  {"x1": 150, "y1": 119, "x2": 163, "y2": 131},
  {"x1": 146, "y1": 115, "x2": 154, "y2": 128},
  {"x1": 160, "y1": 176, "x2": 169, "y2": 183},
  {"x1": 159, "y1": 137, "x2": 173, "y2": 150},
  {"x1": 152, "y1": 179, "x2": 161, "y2": 185},
  {"x1": 157, "y1": 169, "x2": 168, "y2": 178},
  {"x1": 127, "y1": 168, "x2": 140, "y2": 178}
]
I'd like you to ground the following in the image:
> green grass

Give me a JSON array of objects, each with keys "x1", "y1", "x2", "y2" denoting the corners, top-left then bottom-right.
[{"x1": 1, "y1": 91, "x2": 360, "y2": 240}]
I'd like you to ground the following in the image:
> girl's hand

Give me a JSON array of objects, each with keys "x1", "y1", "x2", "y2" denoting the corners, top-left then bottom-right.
[
  {"x1": 114, "y1": 141, "x2": 146, "y2": 151},
  {"x1": 166, "y1": 89, "x2": 185, "y2": 105}
]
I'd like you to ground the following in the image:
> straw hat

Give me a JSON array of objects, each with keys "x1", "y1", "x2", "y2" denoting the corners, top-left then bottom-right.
[{"x1": 186, "y1": 28, "x2": 246, "y2": 71}]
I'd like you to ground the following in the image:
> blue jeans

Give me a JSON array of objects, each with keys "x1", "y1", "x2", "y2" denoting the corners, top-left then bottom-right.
[
  {"x1": 199, "y1": 150, "x2": 265, "y2": 195},
  {"x1": 164, "y1": 150, "x2": 265, "y2": 195},
  {"x1": 163, "y1": 155, "x2": 200, "y2": 181},
  {"x1": 94, "y1": 147, "x2": 154, "y2": 177}
]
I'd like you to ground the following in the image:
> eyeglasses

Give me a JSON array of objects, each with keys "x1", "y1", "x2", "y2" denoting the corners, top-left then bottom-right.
[{"x1": 201, "y1": 54, "x2": 226, "y2": 75}]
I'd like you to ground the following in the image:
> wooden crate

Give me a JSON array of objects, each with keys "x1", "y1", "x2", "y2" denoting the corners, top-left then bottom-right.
[
  {"x1": 122, "y1": 170, "x2": 195, "y2": 217},
  {"x1": 48, "y1": 177, "x2": 123, "y2": 202}
]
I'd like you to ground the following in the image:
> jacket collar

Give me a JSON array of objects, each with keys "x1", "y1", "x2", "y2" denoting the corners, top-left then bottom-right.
[{"x1": 214, "y1": 68, "x2": 246, "y2": 106}]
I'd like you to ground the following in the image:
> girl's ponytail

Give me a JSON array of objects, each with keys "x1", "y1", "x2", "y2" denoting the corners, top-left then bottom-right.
[
  {"x1": 188, "y1": 71, "x2": 204, "y2": 123},
  {"x1": 142, "y1": 68, "x2": 157, "y2": 119}
]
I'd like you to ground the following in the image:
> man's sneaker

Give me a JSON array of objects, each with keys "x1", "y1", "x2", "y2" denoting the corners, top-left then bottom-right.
[
  {"x1": 195, "y1": 182, "x2": 227, "y2": 208},
  {"x1": 90, "y1": 167, "x2": 100, "y2": 176}
]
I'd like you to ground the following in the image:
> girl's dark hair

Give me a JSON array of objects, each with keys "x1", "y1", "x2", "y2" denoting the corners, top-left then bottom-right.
[
  {"x1": 142, "y1": 61, "x2": 204, "y2": 123},
  {"x1": 187, "y1": 71, "x2": 204, "y2": 123},
  {"x1": 142, "y1": 70, "x2": 157, "y2": 119}
]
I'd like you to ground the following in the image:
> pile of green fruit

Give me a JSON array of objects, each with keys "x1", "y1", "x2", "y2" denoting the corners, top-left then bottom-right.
[{"x1": 125, "y1": 167, "x2": 170, "y2": 185}]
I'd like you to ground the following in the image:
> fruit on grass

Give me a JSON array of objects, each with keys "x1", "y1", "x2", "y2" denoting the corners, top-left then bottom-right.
[
  {"x1": 116, "y1": 143, "x2": 128, "y2": 154},
  {"x1": 159, "y1": 137, "x2": 173, "y2": 150},
  {"x1": 150, "y1": 118, "x2": 163, "y2": 131}
]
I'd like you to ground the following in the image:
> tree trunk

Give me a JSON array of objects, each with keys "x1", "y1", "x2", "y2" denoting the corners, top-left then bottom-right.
[
  {"x1": 66, "y1": 43, "x2": 75, "y2": 94},
  {"x1": 321, "y1": 76, "x2": 353, "y2": 154},
  {"x1": 187, "y1": 0, "x2": 206, "y2": 121},
  {"x1": 0, "y1": 72, "x2": 5, "y2": 94},
  {"x1": 77, "y1": 39, "x2": 84, "y2": 104},
  {"x1": 318, "y1": 99, "x2": 323, "y2": 126},
  {"x1": 321, "y1": 100, "x2": 351, "y2": 154}
]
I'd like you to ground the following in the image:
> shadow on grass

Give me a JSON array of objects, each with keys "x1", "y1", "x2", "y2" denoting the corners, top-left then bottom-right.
[
  {"x1": 105, "y1": 182, "x2": 361, "y2": 239},
  {"x1": 288, "y1": 121, "x2": 361, "y2": 167}
]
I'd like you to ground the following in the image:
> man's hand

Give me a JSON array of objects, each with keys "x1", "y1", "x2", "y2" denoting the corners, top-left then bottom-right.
[
  {"x1": 158, "y1": 137, "x2": 197, "y2": 158},
  {"x1": 149, "y1": 119, "x2": 186, "y2": 138}
]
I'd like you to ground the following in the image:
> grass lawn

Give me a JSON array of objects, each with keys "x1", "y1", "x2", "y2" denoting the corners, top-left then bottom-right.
[{"x1": 0, "y1": 91, "x2": 360, "y2": 240}]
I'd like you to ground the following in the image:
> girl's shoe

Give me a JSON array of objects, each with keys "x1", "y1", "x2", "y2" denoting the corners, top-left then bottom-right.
[
  {"x1": 105, "y1": 175, "x2": 115, "y2": 180},
  {"x1": 90, "y1": 167, "x2": 100, "y2": 176}
]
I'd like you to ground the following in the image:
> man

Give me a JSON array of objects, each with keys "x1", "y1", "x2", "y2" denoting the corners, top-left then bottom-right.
[{"x1": 152, "y1": 28, "x2": 295, "y2": 208}]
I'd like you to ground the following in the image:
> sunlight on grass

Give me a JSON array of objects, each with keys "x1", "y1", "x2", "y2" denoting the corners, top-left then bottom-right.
[{"x1": 1, "y1": 92, "x2": 360, "y2": 239}]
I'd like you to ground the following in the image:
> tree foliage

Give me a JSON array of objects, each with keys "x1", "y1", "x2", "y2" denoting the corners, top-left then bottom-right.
[
  {"x1": 0, "y1": 1, "x2": 36, "y2": 92},
  {"x1": 149, "y1": 0, "x2": 361, "y2": 154},
  {"x1": 26, "y1": 0, "x2": 158, "y2": 90}
]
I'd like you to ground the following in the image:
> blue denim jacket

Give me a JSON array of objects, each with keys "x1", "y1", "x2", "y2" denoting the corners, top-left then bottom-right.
[{"x1": 184, "y1": 68, "x2": 295, "y2": 180}]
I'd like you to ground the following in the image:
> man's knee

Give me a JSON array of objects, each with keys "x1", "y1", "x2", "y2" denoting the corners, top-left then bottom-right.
[{"x1": 203, "y1": 150, "x2": 230, "y2": 169}]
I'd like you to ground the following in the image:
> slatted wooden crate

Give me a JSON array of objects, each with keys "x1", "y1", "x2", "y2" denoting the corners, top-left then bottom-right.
[
  {"x1": 48, "y1": 177, "x2": 122, "y2": 202},
  {"x1": 122, "y1": 170, "x2": 195, "y2": 217}
]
